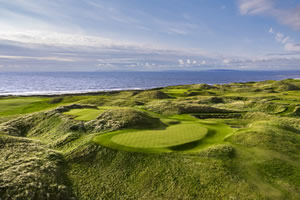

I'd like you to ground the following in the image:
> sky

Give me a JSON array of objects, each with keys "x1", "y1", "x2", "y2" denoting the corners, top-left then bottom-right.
[{"x1": 0, "y1": 0, "x2": 300, "y2": 71}]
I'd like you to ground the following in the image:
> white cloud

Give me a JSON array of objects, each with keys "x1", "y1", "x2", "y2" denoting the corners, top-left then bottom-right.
[
  {"x1": 178, "y1": 59, "x2": 184, "y2": 65},
  {"x1": 0, "y1": 26, "x2": 298, "y2": 71},
  {"x1": 0, "y1": 31, "x2": 137, "y2": 48},
  {"x1": 238, "y1": 0, "x2": 300, "y2": 30},
  {"x1": 278, "y1": 5, "x2": 300, "y2": 30},
  {"x1": 268, "y1": 28, "x2": 299, "y2": 51},
  {"x1": 238, "y1": 0, "x2": 273, "y2": 15},
  {"x1": 0, "y1": 55, "x2": 76, "y2": 62},
  {"x1": 281, "y1": 37, "x2": 290, "y2": 44},
  {"x1": 167, "y1": 28, "x2": 187, "y2": 35},
  {"x1": 284, "y1": 43, "x2": 300, "y2": 52},
  {"x1": 223, "y1": 59, "x2": 230, "y2": 64},
  {"x1": 268, "y1": 27, "x2": 274, "y2": 33},
  {"x1": 145, "y1": 62, "x2": 151, "y2": 67},
  {"x1": 275, "y1": 32, "x2": 284, "y2": 43},
  {"x1": 97, "y1": 63, "x2": 112, "y2": 67}
]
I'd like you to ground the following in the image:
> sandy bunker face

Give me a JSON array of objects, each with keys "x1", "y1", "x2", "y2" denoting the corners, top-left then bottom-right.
[{"x1": 111, "y1": 124, "x2": 208, "y2": 148}]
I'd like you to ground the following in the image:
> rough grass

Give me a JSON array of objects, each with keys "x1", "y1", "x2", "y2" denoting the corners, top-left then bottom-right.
[
  {"x1": 146, "y1": 100, "x2": 232, "y2": 115},
  {"x1": 92, "y1": 108, "x2": 164, "y2": 130},
  {"x1": 134, "y1": 90, "x2": 170, "y2": 99},
  {"x1": 66, "y1": 143, "x2": 264, "y2": 200},
  {"x1": 0, "y1": 135, "x2": 74, "y2": 200}
]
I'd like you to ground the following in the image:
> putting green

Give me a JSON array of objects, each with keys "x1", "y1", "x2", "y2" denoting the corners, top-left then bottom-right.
[
  {"x1": 64, "y1": 108, "x2": 105, "y2": 121},
  {"x1": 93, "y1": 118, "x2": 232, "y2": 153},
  {"x1": 111, "y1": 124, "x2": 207, "y2": 148},
  {"x1": 163, "y1": 88, "x2": 189, "y2": 97}
]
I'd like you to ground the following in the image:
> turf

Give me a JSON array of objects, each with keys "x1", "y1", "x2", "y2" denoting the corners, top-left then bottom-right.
[
  {"x1": 93, "y1": 118, "x2": 232, "y2": 153},
  {"x1": 0, "y1": 97, "x2": 53, "y2": 116},
  {"x1": 111, "y1": 123, "x2": 208, "y2": 148},
  {"x1": 162, "y1": 88, "x2": 189, "y2": 97},
  {"x1": 64, "y1": 108, "x2": 105, "y2": 121}
]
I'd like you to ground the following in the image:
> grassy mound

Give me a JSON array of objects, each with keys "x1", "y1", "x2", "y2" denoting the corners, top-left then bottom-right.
[
  {"x1": 195, "y1": 144, "x2": 235, "y2": 159},
  {"x1": 146, "y1": 100, "x2": 232, "y2": 115},
  {"x1": 190, "y1": 83, "x2": 216, "y2": 90},
  {"x1": 247, "y1": 101, "x2": 288, "y2": 114},
  {"x1": 291, "y1": 106, "x2": 300, "y2": 116},
  {"x1": 0, "y1": 135, "x2": 74, "y2": 200},
  {"x1": 253, "y1": 80, "x2": 300, "y2": 92},
  {"x1": 135, "y1": 90, "x2": 170, "y2": 99},
  {"x1": 86, "y1": 108, "x2": 164, "y2": 132},
  {"x1": 228, "y1": 120, "x2": 300, "y2": 158},
  {"x1": 67, "y1": 144, "x2": 262, "y2": 200},
  {"x1": 272, "y1": 81, "x2": 300, "y2": 91},
  {"x1": 0, "y1": 115, "x2": 34, "y2": 137}
]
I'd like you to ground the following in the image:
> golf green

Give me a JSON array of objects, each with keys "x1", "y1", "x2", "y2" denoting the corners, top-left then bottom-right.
[
  {"x1": 64, "y1": 108, "x2": 104, "y2": 121},
  {"x1": 111, "y1": 124, "x2": 208, "y2": 148},
  {"x1": 93, "y1": 119, "x2": 232, "y2": 153}
]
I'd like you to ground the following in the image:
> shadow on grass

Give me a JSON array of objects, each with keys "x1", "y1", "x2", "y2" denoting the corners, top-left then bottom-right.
[{"x1": 169, "y1": 129, "x2": 216, "y2": 151}]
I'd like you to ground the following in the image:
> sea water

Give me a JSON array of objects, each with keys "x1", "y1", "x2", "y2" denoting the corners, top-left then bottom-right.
[{"x1": 0, "y1": 71, "x2": 299, "y2": 96}]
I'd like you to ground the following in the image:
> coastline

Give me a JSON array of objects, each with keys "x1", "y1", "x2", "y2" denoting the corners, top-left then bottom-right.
[
  {"x1": 0, "y1": 87, "x2": 163, "y2": 97},
  {"x1": 1, "y1": 77, "x2": 299, "y2": 97},
  {"x1": 1, "y1": 71, "x2": 300, "y2": 97}
]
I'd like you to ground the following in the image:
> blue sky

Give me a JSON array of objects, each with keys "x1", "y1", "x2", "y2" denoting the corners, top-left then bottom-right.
[{"x1": 0, "y1": 0, "x2": 299, "y2": 71}]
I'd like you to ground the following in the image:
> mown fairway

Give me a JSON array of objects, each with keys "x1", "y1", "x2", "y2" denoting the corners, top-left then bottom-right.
[
  {"x1": 111, "y1": 123, "x2": 208, "y2": 148},
  {"x1": 0, "y1": 97, "x2": 51, "y2": 116}
]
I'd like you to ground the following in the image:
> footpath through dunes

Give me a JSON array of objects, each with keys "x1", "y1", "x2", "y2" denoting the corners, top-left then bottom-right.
[{"x1": 93, "y1": 116, "x2": 232, "y2": 153}]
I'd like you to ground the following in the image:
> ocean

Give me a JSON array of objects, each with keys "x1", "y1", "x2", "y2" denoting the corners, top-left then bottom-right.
[{"x1": 1, "y1": 71, "x2": 300, "y2": 96}]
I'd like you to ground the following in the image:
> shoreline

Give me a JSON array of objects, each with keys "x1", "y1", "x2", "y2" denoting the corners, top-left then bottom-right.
[
  {"x1": 0, "y1": 77, "x2": 299, "y2": 98},
  {"x1": 0, "y1": 87, "x2": 162, "y2": 98}
]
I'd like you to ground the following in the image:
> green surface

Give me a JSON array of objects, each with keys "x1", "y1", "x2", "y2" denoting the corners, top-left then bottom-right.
[
  {"x1": 93, "y1": 118, "x2": 232, "y2": 153},
  {"x1": 163, "y1": 88, "x2": 189, "y2": 97},
  {"x1": 0, "y1": 97, "x2": 53, "y2": 116},
  {"x1": 111, "y1": 123, "x2": 208, "y2": 148},
  {"x1": 64, "y1": 108, "x2": 105, "y2": 121},
  {"x1": 63, "y1": 106, "x2": 121, "y2": 121}
]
